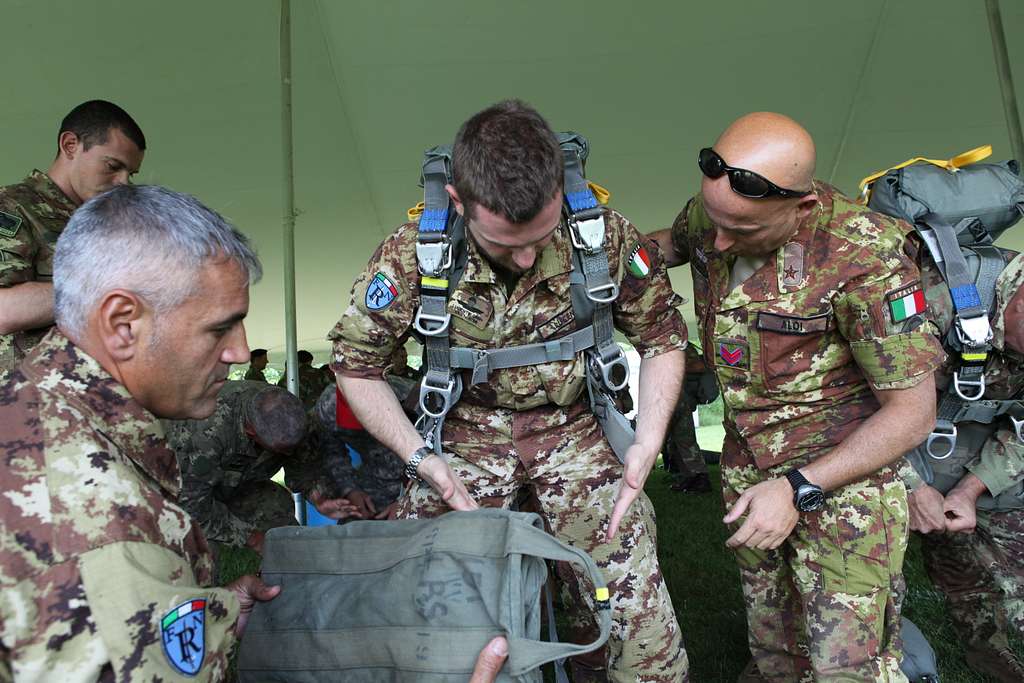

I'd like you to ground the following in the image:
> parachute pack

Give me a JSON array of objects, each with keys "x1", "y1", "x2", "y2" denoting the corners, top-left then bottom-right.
[{"x1": 861, "y1": 146, "x2": 1024, "y2": 508}]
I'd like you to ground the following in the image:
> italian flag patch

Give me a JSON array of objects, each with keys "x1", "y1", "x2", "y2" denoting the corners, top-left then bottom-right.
[
  {"x1": 628, "y1": 243, "x2": 651, "y2": 278},
  {"x1": 888, "y1": 283, "x2": 926, "y2": 322}
]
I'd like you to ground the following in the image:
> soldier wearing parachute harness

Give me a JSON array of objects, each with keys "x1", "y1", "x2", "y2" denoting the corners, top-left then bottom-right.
[
  {"x1": 862, "y1": 147, "x2": 1024, "y2": 682},
  {"x1": 329, "y1": 100, "x2": 690, "y2": 682}
]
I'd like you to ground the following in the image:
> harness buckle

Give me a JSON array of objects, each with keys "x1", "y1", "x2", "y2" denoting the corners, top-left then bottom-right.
[
  {"x1": 413, "y1": 308, "x2": 451, "y2": 337},
  {"x1": 594, "y1": 347, "x2": 630, "y2": 392},
  {"x1": 954, "y1": 313, "x2": 993, "y2": 348},
  {"x1": 568, "y1": 212, "x2": 606, "y2": 254},
  {"x1": 416, "y1": 238, "x2": 452, "y2": 277},
  {"x1": 587, "y1": 281, "x2": 619, "y2": 304},
  {"x1": 926, "y1": 423, "x2": 957, "y2": 460},
  {"x1": 1012, "y1": 416, "x2": 1024, "y2": 444},
  {"x1": 953, "y1": 370, "x2": 986, "y2": 401},
  {"x1": 419, "y1": 376, "x2": 456, "y2": 419}
]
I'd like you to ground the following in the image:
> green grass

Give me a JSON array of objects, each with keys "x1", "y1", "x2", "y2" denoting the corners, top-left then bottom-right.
[{"x1": 219, "y1": 464, "x2": 1019, "y2": 682}]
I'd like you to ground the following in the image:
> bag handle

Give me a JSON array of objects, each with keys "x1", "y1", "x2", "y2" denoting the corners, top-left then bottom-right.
[
  {"x1": 858, "y1": 144, "x2": 993, "y2": 200},
  {"x1": 499, "y1": 517, "x2": 614, "y2": 677}
]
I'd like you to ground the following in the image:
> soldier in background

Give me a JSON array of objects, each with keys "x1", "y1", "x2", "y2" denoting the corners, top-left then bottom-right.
[
  {"x1": 278, "y1": 348, "x2": 332, "y2": 410},
  {"x1": 0, "y1": 100, "x2": 145, "y2": 373},
  {"x1": 663, "y1": 344, "x2": 718, "y2": 493},
  {"x1": 901, "y1": 252, "x2": 1024, "y2": 682},
  {"x1": 164, "y1": 380, "x2": 355, "y2": 554},
  {"x1": 244, "y1": 347, "x2": 269, "y2": 382}
]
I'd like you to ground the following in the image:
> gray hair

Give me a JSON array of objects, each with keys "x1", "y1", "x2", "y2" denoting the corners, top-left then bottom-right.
[{"x1": 54, "y1": 185, "x2": 262, "y2": 337}]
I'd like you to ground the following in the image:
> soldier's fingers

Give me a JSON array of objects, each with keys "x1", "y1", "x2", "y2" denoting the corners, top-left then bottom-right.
[
  {"x1": 722, "y1": 492, "x2": 752, "y2": 525},
  {"x1": 606, "y1": 484, "x2": 639, "y2": 540},
  {"x1": 725, "y1": 518, "x2": 758, "y2": 548},
  {"x1": 469, "y1": 637, "x2": 508, "y2": 683}
]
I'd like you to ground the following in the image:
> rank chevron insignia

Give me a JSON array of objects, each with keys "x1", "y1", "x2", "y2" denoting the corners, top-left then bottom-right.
[{"x1": 720, "y1": 342, "x2": 744, "y2": 366}]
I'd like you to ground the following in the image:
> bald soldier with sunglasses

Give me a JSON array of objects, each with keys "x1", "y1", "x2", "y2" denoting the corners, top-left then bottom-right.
[{"x1": 649, "y1": 112, "x2": 945, "y2": 681}]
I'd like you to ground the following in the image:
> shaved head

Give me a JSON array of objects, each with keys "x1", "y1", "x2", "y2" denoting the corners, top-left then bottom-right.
[
  {"x1": 715, "y1": 112, "x2": 816, "y2": 191},
  {"x1": 701, "y1": 112, "x2": 820, "y2": 257}
]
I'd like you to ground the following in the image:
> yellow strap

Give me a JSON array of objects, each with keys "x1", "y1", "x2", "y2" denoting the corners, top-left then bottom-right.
[
  {"x1": 858, "y1": 145, "x2": 992, "y2": 198},
  {"x1": 588, "y1": 181, "x2": 611, "y2": 205},
  {"x1": 961, "y1": 351, "x2": 988, "y2": 362},
  {"x1": 595, "y1": 587, "x2": 609, "y2": 602},
  {"x1": 420, "y1": 276, "x2": 448, "y2": 290},
  {"x1": 407, "y1": 201, "x2": 425, "y2": 221}
]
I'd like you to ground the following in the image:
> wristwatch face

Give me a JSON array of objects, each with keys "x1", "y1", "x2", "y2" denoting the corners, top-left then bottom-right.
[{"x1": 796, "y1": 485, "x2": 825, "y2": 512}]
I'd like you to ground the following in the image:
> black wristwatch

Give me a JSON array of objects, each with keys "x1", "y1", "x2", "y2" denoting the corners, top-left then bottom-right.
[
  {"x1": 405, "y1": 447, "x2": 431, "y2": 483},
  {"x1": 785, "y1": 468, "x2": 825, "y2": 512}
]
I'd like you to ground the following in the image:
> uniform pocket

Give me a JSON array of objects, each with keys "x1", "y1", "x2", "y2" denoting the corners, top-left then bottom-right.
[{"x1": 756, "y1": 309, "x2": 834, "y2": 393}]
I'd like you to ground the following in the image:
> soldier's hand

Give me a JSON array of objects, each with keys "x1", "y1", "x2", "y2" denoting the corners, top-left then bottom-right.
[
  {"x1": 907, "y1": 484, "x2": 946, "y2": 533},
  {"x1": 227, "y1": 574, "x2": 281, "y2": 637},
  {"x1": 943, "y1": 490, "x2": 978, "y2": 533},
  {"x1": 309, "y1": 491, "x2": 361, "y2": 520},
  {"x1": 348, "y1": 489, "x2": 377, "y2": 518},
  {"x1": 468, "y1": 636, "x2": 509, "y2": 683},
  {"x1": 418, "y1": 452, "x2": 479, "y2": 512},
  {"x1": 607, "y1": 442, "x2": 658, "y2": 540},
  {"x1": 723, "y1": 478, "x2": 799, "y2": 550},
  {"x1": 377, "y1": 501, "x2": 399, "y2": 520},
  {"x1": 245, "y1": 530, "x2": 266, "y2": 554}
]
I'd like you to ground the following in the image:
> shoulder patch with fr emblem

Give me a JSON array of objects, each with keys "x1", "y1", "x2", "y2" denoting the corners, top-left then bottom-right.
[
  {"x1": 0, "y1": 211, "x2": 22, "y2": 238},
  {"x1": 161, "y1": 599, "x2": 206, "y2": 675}
]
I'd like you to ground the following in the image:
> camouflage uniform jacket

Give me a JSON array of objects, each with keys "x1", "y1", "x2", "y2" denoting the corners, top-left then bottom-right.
[
  {"x1": 329, "y1": 208, "x2": 687, "y2": 419},
  {"x1": 671, "y1": 183, "x2": 945, "y2": 469},
  {"x1": 901, "y1": 251, "x2": 1024, "y2": 502},
  {"x1": 162, "y1": 380, "x2": 323, "y2": 546},
  {"x1": 0, "y1": 329, "x2": 239, "y2": 681},
  {"x1": 277, "y1": 364, "x2": 331, "y2": 410},
  {"x1": 242, "y1": 366, "x2": 267, "y2": 383},
  {"x1": 0, "y1": 171, "x2": 77, "y2": 373}
]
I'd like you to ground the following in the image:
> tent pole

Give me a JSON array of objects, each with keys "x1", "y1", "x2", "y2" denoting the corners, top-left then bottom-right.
[
  {"x1": 280, "y1": 0, "x2": 299, "y2": 399},
  {"x1": 986, "y1": 0, "x2": 1024, "y2": 164},
  {"x1": 280, "y1": 0, "x2": 305, "y2": 524}
]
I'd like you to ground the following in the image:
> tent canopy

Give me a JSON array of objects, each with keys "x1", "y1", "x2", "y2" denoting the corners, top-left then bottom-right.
[{"x1": 5, "y1": 0, "x2": 1024, "y2": 360}]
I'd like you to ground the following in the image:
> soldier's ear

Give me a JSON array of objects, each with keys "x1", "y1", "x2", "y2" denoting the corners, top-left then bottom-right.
[
  {"x1": 96, "y1": 290, "x2": 146, "y2": 362},
  {"x1": 58, "y1": 131, "x2": 82, "y2": 161},
  {"x1": 445, "y1": 184, "x2": 465, "y2": 217}
]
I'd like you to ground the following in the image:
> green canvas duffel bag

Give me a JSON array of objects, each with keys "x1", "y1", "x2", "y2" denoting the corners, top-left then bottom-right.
[{"x1": 238, "y1": 508, "x2": 611, "y2": 682}]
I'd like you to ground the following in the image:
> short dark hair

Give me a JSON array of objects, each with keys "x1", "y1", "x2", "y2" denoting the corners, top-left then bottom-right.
[
  {"x1": 57, "y1": 100, "x2": 146, "y2": 153},
  {"x1": 250, "y1": 348, "x2": 268, "y2": 360},
  {"x1": 246, "y1": 387, "x2": 307, "y2": 452},
  {"x1": 452, "y1": 99, "x2": 563, "y2": 224},
  {"x1": 297, "y1": 350, "x2": 314, "y2": 364}
]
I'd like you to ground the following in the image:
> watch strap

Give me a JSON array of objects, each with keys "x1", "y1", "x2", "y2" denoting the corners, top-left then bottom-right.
[{"x1": 405, "y1": 446, "x2": 431, "y2": 482}]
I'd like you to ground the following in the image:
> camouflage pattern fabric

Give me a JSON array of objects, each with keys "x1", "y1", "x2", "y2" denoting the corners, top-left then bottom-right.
[
  {"x1": 0, "y1": 329, "x2": 239, "y2": 681},
  {"x1": 0, "y1": 171, "x2": 77, "y2": 373},
  {"x1": 242, "y1": 365, "x2": 267, "y2": 383},
  {"x1": 396, "y1": 401, "x2": 689, "y2": 682},
  {"x1": 313, "y1": 384, "x2": 405, "y2": 509},
  {"x1": 277, "y1": 362, "x2": 332, "y2": 410},
  {"x1": 672, "y1": 183, "x2": 945, "y2": 680},
  {"x1": 724, "y1": 454, "x2": 908, "y2": 682},
  {"x1": 330, "y1": 208, "x2": 690, "y2": 681},
  {"x1": 918, "y1": 508, "x2": 1024, "y2": 657},
  {"x1": 163, "y1": 380, "x2": 323, "y2": 547},
  {"x1": 899, "y1": 252, "x2": 1024, "y2": 659}
]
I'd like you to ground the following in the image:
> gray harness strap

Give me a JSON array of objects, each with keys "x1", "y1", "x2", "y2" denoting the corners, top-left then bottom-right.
[{"x1": 412, "y1": 132, "x2": 636, "y2": 462}]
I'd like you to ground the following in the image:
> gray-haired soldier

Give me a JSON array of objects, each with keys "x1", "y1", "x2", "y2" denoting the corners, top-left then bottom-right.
[{"x1": 0, "y1": 184, "x2": 511, "y2": 681}]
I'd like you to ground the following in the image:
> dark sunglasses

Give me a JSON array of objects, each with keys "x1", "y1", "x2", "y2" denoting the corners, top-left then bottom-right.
[{"x1": 698, "y1": 147, "x2": 813, "y2": 199}]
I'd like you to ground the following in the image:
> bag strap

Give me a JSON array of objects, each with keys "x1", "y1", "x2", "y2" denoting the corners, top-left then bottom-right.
[{"x1": 858, "y1": 144, "x2": 993, "y2": 200}]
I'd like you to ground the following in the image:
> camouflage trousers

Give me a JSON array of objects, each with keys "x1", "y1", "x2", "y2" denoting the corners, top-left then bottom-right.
[
  {"x1": 215, "y1": 480, "x2": 298, "y2": 546},
  {"x1": 397, "y1": 401, "x2": 689, "y2": 683},
  {"x1": 662, "y1": 401, "x2": 706, "y2": 479},
  {"x1": 723, "y1": 453, "x2": 909, "y2": 682},
  {"x1": 918, "y1": 507, "x2": 1024, "y2": 652}
]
